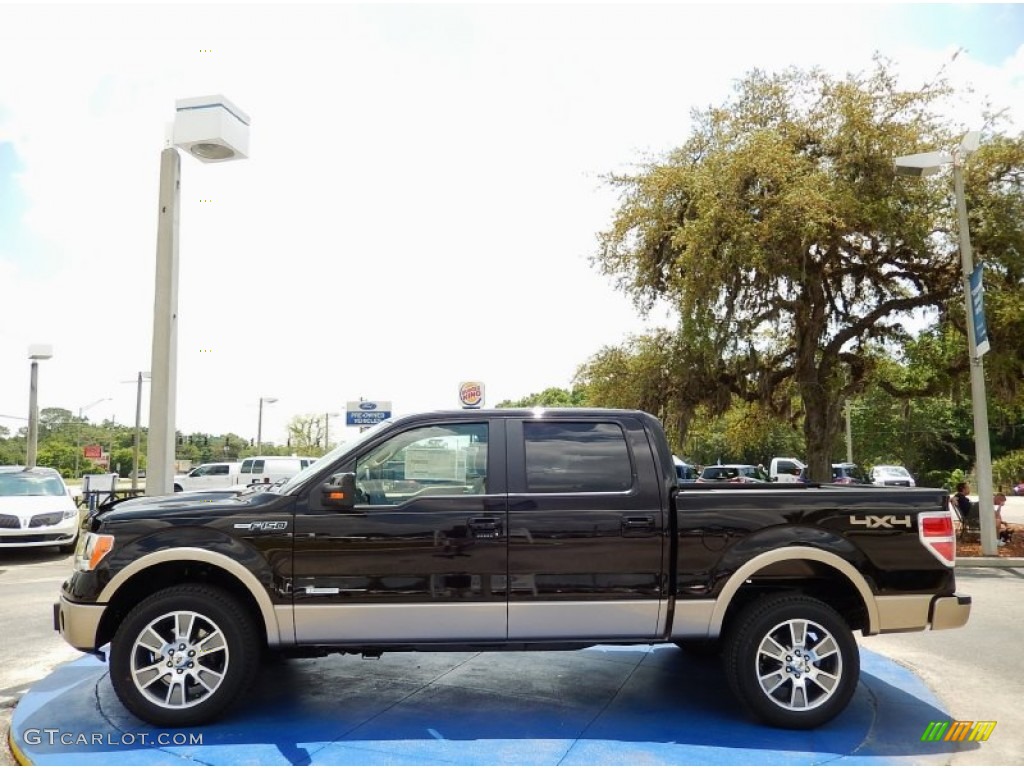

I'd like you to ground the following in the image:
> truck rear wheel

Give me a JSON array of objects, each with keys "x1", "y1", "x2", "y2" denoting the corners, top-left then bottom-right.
[
  {"x1": 109, "y1": 584, "x2": 260, "y2": 727},
  {"x1": 723, "y1": 594, "x2": 858, "y2": 729}
]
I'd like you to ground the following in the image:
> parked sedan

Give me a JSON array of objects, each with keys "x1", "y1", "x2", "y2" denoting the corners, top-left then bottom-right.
[
  {"x1": 0, "y1": 466, "x2": 81, "y2": 553},
  {"x1": 697, "y1": 464, "x2": 769, "y2": 483},
  {"x1": 870, "y1": 465, "x2": 916, "y2": 487}
]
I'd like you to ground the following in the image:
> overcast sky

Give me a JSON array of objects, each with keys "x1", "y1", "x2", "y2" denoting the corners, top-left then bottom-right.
[{"x1": 1, "y1": 1, "x2": 1022, "y2": 447}]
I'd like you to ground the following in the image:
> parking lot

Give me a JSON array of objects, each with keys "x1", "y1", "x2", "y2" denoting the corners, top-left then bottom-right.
[{"x1": 2, "y1": 544, "x2": 1022, "y2": 765}]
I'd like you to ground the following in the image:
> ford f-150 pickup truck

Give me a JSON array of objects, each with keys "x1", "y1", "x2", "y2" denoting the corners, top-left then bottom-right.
[{"x1": 56, "y1": 409, "x2": 970, "y2": 730}]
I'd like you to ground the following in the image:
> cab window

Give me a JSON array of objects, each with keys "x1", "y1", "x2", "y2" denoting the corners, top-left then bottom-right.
[
  {"x1": 523, "y1": 421, "x2": 632, "y2": 493},
  {"x1": 355, "y1": 423, "x2": 488, "y2": 506}
]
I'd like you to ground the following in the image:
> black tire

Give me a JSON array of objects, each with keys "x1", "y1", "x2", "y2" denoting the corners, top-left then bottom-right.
[
  {"x1": 109, "y1": 584, "x2": 260, "y2": 727},
  {"x1": 173, "y1": 484, "x2": 183, "y2": 493},
  {"x1": 723, "y1": 594, "x2": 858, "y2": 729},
  {"x1": 674, "y1": 639, "x2": 722, "y2": 657}
]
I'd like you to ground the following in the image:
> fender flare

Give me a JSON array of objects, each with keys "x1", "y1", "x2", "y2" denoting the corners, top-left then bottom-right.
[
  {"x1": 708, "y1": 545, "x2": 878, "y2": 636},
  {"x1": 97, "y1": 547, "x2": 285, "y2": 645}
]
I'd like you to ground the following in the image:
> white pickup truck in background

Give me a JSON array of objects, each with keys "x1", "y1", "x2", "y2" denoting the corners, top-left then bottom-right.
[
  {"x1": 769, "y1": 456, "x2": 806, "y2": 483},
  {"x1": 173, "y1": 456, "x2": 318, "y2": 492}
]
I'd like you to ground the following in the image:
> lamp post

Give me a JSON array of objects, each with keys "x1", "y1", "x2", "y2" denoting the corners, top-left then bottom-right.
[
  {"x1": 896, "y1": 131, "x2": 997, "y2": 555},
  {"x1": 26, "y1": 345, "x2": 53, "y2": 468},
  {"x1": 257, "y1": 397, "x2": 278, "y2": 452},
  {"x1": 324, "y1": 412, "x2": 340, "y2": 452},
  {"x1": 121, "y1": 372, "x2": 152, "y2": 491},
  {"x1": 147, "y1": 96, "x2": 250, "y2": 497}
]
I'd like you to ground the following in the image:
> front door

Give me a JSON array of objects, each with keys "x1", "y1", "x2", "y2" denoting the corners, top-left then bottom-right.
[{"x1": 292, "y1": 419, "x2": 508, "y2": 643}]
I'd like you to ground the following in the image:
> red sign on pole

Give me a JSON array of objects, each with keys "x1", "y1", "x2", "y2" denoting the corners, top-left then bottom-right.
[{"x1": 83, "y1": 444, "x2": 103, "y2": 459}]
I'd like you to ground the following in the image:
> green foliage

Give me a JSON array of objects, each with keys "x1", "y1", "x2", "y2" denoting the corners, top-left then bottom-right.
[
  {"x1": 285, "y1": 415, "x2": 328, "y2": 457},
  {"x1": 993, "y1": 450, "x2": 1024, "y2": 493},
  {"x1": 496, "y1": 387, "x2": 589, "y2": 408},
  {"x1": 592, "y1": 57, "x2": 1024, "y2": 482},
  {"x1": 947, "y1": 468, "x2": 967, "y2": 493}
]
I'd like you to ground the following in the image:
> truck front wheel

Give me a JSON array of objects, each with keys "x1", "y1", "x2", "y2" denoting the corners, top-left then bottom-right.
[
  {"x1": 723, "y1": 594, "x2": 858, "y2": 729},
  {"x1": 109, "y1": 584, "x2": 260, "y2": 727}
]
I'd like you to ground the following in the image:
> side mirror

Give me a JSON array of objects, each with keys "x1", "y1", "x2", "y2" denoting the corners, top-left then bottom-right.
[{"x1": 321, "y1": 472, "x2": 357, "y2": 510}]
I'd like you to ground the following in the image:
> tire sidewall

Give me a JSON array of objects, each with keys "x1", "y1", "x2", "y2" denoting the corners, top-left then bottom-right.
[
  {"x1": 109, "y1": 585, "x2": 259, "y2": 727},
  {"x1": 724, "y1": 595, "x2": 859, "y2": 729}
]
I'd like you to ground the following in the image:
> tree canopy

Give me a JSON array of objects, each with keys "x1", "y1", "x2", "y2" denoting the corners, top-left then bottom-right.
[{"x1": 593, "y1": 58, "x2": 1024, "y2": 481}]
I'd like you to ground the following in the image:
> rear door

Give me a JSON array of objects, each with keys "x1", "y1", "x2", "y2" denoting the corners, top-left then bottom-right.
[{"x1": 504, "y1": 416, "x2": 666, "y2": 640}]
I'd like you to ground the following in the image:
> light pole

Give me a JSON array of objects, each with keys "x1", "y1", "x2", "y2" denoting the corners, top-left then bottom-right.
[
  {"x1": 896, "y1": 131, "x2": 997, "y2": 555},
  {"x1": 121, "y1": 372, "x2": 151, "y2": 491},
  {"x1": 147, "y1": 96, "x2": 250, "y2": 497},
  {"x1": 257, "y1": 397, "x2": 278, "y2": 453},
  {"x1": 324, "y1": 412, "x2": 340, "y2": 452},
  {"x1": 26, "y1": 345, "x2": 53, "y2": 468}
]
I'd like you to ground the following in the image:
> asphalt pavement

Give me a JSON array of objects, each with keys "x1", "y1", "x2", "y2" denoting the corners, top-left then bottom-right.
[{"x1": 3, "y1": 501, "x2": 1022, "y2": 766}]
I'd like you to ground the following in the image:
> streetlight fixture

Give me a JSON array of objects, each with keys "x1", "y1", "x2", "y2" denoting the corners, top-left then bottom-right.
[
  {"x1": 896, "y1": 130, "x2": 997, "y2": 555},
  {"x1": 26, "y1": 344, "x2": 53, "y2": 468},
  {"x1": 147, "y1": 96, "x2": 250, "y2": 497},
  {"x1": 120, "y1": 372, "x2": 152, "y2": 491},
  {"x1": 257, "y1": 397, "x2": 278, "y2": 452},
  {"x1": 324, "y1": 412, "x2": 341, "y2": 452}
]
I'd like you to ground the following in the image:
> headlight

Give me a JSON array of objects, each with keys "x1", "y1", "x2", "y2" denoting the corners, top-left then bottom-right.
[
  {"x1": 62, "y1": 509, "x2": 77, "y2": 520},
  {"x1": 74, "y1": 532, "x2": 115, "y2": 572}
]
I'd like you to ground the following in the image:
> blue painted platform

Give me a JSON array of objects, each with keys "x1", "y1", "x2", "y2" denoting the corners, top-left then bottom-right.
[{"x1": 9, "y1": 644, "x2": 973, "y2": 765}]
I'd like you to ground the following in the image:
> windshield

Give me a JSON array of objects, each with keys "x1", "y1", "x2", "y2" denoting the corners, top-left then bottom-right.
[
  {"x1": 276, "y1": 419, "x2": 395, "y2": 494},
  {"x1": 878, "y1": 466, "x2": 910, "y2": 477},
  {"x1": 0, "y1": 472, "x2": 66, "y2": 497}
]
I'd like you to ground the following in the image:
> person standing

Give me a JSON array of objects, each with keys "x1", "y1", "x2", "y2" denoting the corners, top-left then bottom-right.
[
  {"x1": 994, "y1": 492, "x2": 1012, "y2": 546},
  {"x1": 952, "y1": 481, "x2": 972, "y2": 523}
]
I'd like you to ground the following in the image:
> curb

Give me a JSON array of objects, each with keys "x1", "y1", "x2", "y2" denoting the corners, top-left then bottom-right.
[{"x1": 956, "y1": 557, "x2": 1024, "y2": 568}]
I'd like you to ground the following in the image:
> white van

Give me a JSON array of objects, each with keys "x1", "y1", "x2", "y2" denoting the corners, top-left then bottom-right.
[
  {"x1": 173, "y1": 462, "x2": 242, "y2": 493},
  {"x1": 769, "y1": 457, "x2": 807, "y2": 483},
  {"x1": 234, "y1": 456, "x2": 317, "y2": 487}
]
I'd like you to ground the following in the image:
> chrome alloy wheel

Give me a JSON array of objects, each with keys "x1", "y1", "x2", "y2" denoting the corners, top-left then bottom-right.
[
  {"x1": 129, "y1": 610, "x2": 230, "y2": 709},
  {"x1": 755, "y1": 618, "x2": 842, "y2": 711}
]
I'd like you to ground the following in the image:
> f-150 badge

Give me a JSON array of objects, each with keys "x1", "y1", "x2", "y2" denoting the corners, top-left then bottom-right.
[
  {"x1": 234, "y1": 521, "x2": 289, "y2": 531},
  {"x1": 849, "y1": 515, "x2": 912, "y2": 529}
]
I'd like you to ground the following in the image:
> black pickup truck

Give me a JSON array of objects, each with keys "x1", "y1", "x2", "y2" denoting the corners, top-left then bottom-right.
[{"x1": 56, "y1": 409, "x2": 969, "y2": 730}]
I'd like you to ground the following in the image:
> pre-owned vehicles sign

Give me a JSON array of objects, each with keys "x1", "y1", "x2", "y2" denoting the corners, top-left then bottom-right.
[{"x1": 345, "y1": 400, "x2": 392, "y2": 426}]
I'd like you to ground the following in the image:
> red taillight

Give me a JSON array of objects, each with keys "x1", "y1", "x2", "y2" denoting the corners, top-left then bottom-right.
[
  {"x1": 918, "y1": 510, "x2": 956, "y2": 567},
  {"x1": 921, "y1": 516, "x2": 954, "y2": 538}
]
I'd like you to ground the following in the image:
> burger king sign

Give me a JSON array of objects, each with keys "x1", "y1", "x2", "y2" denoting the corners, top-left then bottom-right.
[{"x1": 459, "y1": 381, "x2": 485, "y2": 409}]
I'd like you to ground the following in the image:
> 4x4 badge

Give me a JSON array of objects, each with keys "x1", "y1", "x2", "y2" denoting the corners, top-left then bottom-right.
[
  {"x1": 234, "y1": 521, "x2": 288, "y2": 531},
  {"x1": 849, "y1": 515, "x2": 912, "y2": 529}
]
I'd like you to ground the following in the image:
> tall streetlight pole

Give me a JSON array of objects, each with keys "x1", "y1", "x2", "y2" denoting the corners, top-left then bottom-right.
[
  {"x1": 896, "y1": 131, "x2": 997, "y2": 555},
  {"x1": 26, "y1": 344, "x2": 53, "y2": 469},
  {"x1": 324, "y1": 412, "x2": 340, "y2": 452},
  {"x1": 146, "y1": 96, "x2": 250, "y2": 497},
  {"x1": 257, "y1": 397, "x2": 278, "y2": 453},
  {"x1": 121, "y1": 372, "x2": 152, "y2": 492}
]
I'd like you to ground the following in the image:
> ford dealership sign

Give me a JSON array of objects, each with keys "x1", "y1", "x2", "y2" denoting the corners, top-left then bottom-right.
[{"x1": 346, "y1": 400, "x2": 392, "y2": 426}]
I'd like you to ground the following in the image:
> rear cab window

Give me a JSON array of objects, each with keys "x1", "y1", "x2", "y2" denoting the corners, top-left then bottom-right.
[{"x1": 522, "y1": 421, "x2": 633, "y2": 493}]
